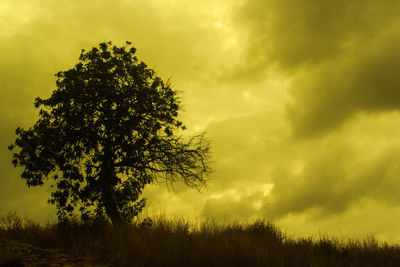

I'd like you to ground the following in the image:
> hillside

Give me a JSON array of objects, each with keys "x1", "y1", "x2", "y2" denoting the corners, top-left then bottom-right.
[{"x1": 1, "y1": 213, "x2": 399, "y2": 267}]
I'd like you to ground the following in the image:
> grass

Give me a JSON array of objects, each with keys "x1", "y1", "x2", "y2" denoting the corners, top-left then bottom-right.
[{"x1": 1, "y1": 211, "x2": 400, "y2": 266}]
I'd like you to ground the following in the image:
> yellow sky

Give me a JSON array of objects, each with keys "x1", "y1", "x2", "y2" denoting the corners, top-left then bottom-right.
[{"x1": 1, "y1": 0, "x2": 400, "y2": 242}]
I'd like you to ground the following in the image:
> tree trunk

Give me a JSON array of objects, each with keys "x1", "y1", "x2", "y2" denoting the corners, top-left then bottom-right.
[
  {"x1": 103, "y1": 183, "x2": 122, "y2": 224},
  {"x1": 102, "y1": 146, "x2": 123, "y2": 224},
  {"x1": 101, "y1": 134, "x2": 123, "y2": 224},
  {"x1": 101, "y1": 157, "x2": 123, "y2": 224},
  {"x1": 101, "y1": 98, "x2": 123, "y2": 224}
]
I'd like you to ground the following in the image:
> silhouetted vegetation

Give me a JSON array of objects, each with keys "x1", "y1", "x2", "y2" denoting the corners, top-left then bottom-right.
[
  {"x1": 8, "y1": 41, "x2": 211, "y2": 224},
  {"x1": 1, "y1": 212, "x2": 399, "y2": 267}
]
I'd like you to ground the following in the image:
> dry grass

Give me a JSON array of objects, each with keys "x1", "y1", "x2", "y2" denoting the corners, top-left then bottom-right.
[{"x1": 1, "y1": 211, "x2": 399, "y2": 266}]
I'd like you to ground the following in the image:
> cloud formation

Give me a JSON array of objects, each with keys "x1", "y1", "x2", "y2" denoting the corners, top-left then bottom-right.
[
  {"x1": 195, "y1": 111, "x2": 400, "y2": 221},
  {"x1": 235, "y1": 0, "x2": 400, "y2": 135}
]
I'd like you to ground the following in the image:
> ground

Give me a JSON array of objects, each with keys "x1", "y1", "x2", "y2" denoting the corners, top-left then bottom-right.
[{"x1": 0, "y1": 238, "x2": 103, "y2": 267}]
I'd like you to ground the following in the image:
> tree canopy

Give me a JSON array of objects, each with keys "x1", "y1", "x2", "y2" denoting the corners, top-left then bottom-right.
[{"x1": 9, "y1": 41, "x2": 211, "y2": 223}]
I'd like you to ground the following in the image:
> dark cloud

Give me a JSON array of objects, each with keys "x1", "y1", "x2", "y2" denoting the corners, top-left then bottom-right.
[
  {"x1": 236, "y1": 0, "x2": 400, "y2": 69},
  {"x1": 287, "y1": 24, "x2": 400, "y2": 136},
  {"x1": 235, "y1": 0, "x2": 400, "y2": 135},
  {"x1": 265, "y1": 136, "x2": 400, "y2": 219},
  {"x1": 197, "y1": 112, "x2": 400, "y2": 222}
]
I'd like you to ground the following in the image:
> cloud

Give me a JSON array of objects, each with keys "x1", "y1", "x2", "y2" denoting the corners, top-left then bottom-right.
[
  {"x1": 194, "y1": 111, "x2": 400, "y2": 222},
  {"x1": 234, "y1": 0, "x2": 400, "y2": 135},
  {"x1": 287, "y1": 23, "x2": 400, "y2": 136},
  {"x1": 236, "y1": 0, "x2": 400, "y2": 70}
]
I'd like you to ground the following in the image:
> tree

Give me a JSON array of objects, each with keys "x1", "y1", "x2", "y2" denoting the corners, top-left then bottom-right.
[{"x1": 8, "y1": 41, "x2": 211, "y2": 223}]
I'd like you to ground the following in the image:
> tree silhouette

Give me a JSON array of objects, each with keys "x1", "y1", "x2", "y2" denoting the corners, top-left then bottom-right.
[{"x1": 8, "y1": 41, "x2": 211, "y2": 223}]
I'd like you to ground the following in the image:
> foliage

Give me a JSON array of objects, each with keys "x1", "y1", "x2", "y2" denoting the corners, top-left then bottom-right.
[{"x1": 8, "y1": 41, "x2": 211, "y2": 223}]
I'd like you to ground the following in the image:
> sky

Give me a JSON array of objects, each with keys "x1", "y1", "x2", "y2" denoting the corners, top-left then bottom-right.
[{"x1": 1, "y1": 0, "x2": 400, "y2": 242}]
